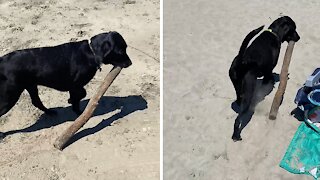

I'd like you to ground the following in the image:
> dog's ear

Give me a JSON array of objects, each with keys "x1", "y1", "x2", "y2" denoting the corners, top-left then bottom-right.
[
  {"x1": 282, "y1": 24, "x2": 291, "y2": 36},
  {"x1": 90, "y1": 33, "x2": 114, "y2": 62},
  {"x1": 102, "y1": 32, "x2": 120, "y2": 58},
  {"x1": 102, "y1": 39, "x2": 113, "y2": 58}
]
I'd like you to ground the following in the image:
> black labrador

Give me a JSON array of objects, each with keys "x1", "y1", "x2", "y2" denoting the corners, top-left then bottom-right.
[
  {"x1": 229, "y1": 16, "x2": 300, "y2": 141},
  {"x1": 0, "y1": 31, "x2": 132, "y2": 118}
]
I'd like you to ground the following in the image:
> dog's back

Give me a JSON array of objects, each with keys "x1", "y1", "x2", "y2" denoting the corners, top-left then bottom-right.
[
  {"x1": 0, "y1": 40, "x2": 98, "y2": 91},
  {"x1": 230, "y1": 26, "x2": 264, "y2": 80},
  {"x1": 237, "y1": 25, "x2": 264, "y2": 59}
]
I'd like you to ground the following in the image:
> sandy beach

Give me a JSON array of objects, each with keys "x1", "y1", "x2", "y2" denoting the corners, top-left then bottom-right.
[
  {"x1": 164, "y1": 0, "x2": 319, "y2": 179},
  {"x1": 0, "y1": 0, "x2": 159, "y2": 179}
]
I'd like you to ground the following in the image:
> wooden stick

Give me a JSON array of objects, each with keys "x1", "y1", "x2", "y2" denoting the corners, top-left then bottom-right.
[
  {"x1": 269, "y1": 41, "x2": 295, "y2": 120},
  {"x1": 53, "y1": 66, "x2": 122, "y2": 150}
]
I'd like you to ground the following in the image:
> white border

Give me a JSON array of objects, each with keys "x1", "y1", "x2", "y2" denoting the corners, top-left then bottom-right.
[{"x1": 160, "y1": 0, "x2": 163, "y2": 178}]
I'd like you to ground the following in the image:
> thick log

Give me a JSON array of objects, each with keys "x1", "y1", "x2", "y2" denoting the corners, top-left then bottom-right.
[
  {"x1": 269, "y1": 41, "x2": 295, "y2": 120},
  {"x1": 54, "y1": 66, "x2": 122, "y2": 150}
]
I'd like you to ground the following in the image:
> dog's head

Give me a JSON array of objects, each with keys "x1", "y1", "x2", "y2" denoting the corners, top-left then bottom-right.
[
  {"x1": 269, "y1": 16, "x2": 300, "y2": 43},
  {"x1": 90, "y1": 32, "x2": 132, "y2": 68}
]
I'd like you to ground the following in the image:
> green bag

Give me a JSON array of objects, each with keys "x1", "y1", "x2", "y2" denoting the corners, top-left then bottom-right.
[{"x1": 280, "y1": 122, "x2": 320, "y2": 179}]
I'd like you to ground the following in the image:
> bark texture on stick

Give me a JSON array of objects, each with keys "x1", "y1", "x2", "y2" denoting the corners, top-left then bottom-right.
[
  {"x1": 54, "y1": 66, "x2": 122, "y2": 150},
  {"x1": 269, "y1": 41, "x2": 295, "y2": 120}
]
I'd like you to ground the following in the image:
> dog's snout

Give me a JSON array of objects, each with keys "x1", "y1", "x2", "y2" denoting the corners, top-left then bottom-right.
[
  {"x1": 123, "y1": 59, "x2": 132, "y2": 68},
  {"x1": 295, "y1": 32, "x2": 300, "y2": 42},
  {"x1": 287, "y1": 31, "x2": 300, "y2": 42}
]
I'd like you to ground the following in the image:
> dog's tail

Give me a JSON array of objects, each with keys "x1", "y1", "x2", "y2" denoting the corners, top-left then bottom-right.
[{"x1": 238, "y1": 25, "x2": 264, "y2": 57}]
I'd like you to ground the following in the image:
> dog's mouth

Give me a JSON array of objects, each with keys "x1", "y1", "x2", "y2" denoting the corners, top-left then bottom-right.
[
  {"x1": 292, "y1": 33, "x2": 300, "y2": 42},
  {"x1": 120, "y1": 60, "x2": 132, "y2": 68},
  {"x1": 104, "y1": 52, "x2": 132, "y2": 68},
  {"x1": 110, "y1": 59, "x2": 132, "y2": 68},
  {"x1": 285, "y1": 30, "x2": 300, "y2": 42}
]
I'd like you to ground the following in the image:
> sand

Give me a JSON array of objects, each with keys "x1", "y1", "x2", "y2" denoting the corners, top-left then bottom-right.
[
  {"x1": 0, "y1": 0, "x2": 159, "y2": 179},
  {"x1": 164, "y1": 0, "x2": 319, "y2": 179}
]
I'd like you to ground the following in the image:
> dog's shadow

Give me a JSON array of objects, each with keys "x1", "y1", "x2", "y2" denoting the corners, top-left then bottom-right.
[
  {"x1": 4, "y1": 95, "x2": 147, "y2": 146},
  {"x1": 231, "y1": 73, "x2": 279, "y2": 131}
]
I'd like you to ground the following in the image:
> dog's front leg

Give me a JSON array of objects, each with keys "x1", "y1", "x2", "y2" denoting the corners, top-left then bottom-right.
[
  {"x1": 68, "y1": 87, "x2": 87, "y2": 115},
  {"x1": 232, "y1": 70, "x2": 256, "y2": 141}
]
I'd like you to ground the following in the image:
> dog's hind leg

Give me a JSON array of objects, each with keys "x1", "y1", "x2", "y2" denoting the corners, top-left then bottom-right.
[
  {"x1": 232, "y1": 70, "x2": 257, "y2": 141},
  {"x1": 0, "y1": 102, "x2": 13, "y2": 141},
  {"x1": 0, "y1": 85, "x2": 24, "y2": 117},
  {"x1": 229, "y1": 60, "x2": 243, "y2": 105},
  {"x1": 0, "y1": 83, "x2": 23, "y2": 140},
  {"x1": 26, "y1": 86, "x2": 56, "y2": 115},
  {"x1": 68, "y1": 87, "x2": 86, "y2": 115},
  {"x1": 0, "y1": 90, "x2": 22, "y2": 140}
]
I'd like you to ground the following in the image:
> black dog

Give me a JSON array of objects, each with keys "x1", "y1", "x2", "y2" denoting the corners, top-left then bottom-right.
[
  {"x1": 229, "y1": 16, "x2": 300, "y2": 141},
  {"x1": 0, "y1": 31, "x2": 132, "y2": 118}
]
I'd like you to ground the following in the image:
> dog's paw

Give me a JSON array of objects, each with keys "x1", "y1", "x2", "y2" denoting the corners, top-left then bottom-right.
[{"x1": 232, "y1": 134, "x2": 242, "y2": 142}]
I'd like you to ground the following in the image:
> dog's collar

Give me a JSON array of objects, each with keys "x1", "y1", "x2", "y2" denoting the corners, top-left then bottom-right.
[
  {"x1": 88, "y1": 39, "x2": 102, "y2": 71},
  {"x1": 265, "y1": 29, "x2": 278, "y2": 38}
]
